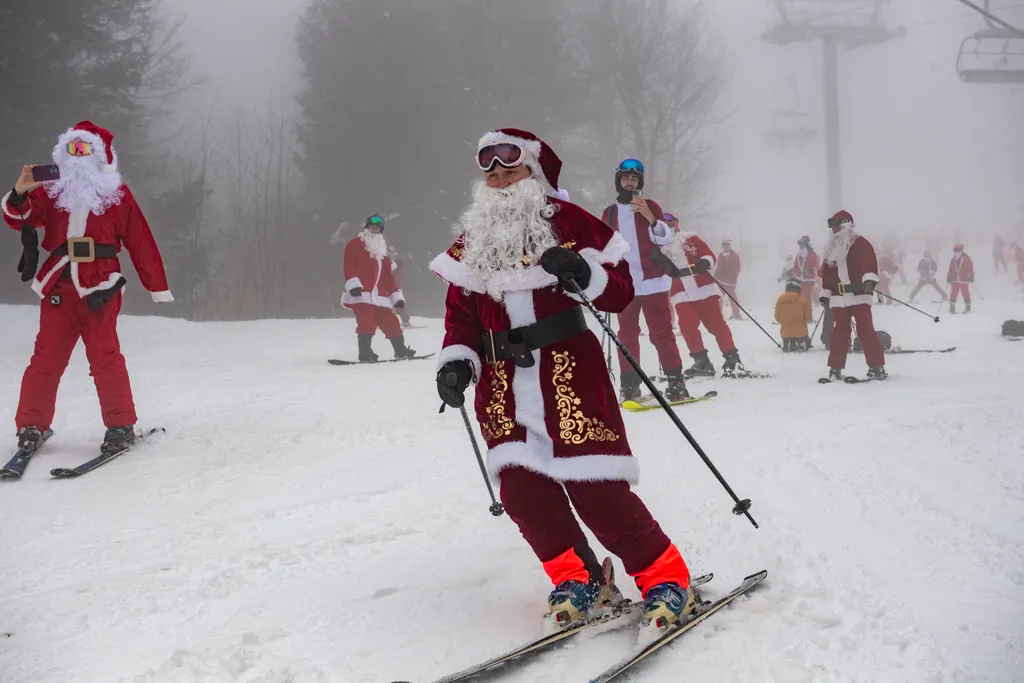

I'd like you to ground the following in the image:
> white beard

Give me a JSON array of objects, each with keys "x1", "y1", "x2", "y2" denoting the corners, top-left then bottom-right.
[
  {"x1": 824, "y1": 226, "x2": 856, "y2": 265},
  {"x1": 360, "y1": 230, "x2": 388, "y2": 260},
  {"x1": 662, "y1": 229, "x2": 697, "y2": 268},
  {"x1": 456, "y1": 177, "x2": 559, "y2": 301},
  {"x1": 45, "y1": 156, "x2": 123, "y2": 215}
]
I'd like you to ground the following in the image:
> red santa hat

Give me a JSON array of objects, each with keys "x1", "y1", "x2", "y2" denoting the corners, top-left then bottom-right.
[
  {"x1": 830, "y1": 210, "x2": 854, "y2": 227},
  {"x1": 477, "y1": 128, "x2": 563, "y2": 195},
  {"x1": 56, "y1": 120, "x2": 118, "y2": 173}
]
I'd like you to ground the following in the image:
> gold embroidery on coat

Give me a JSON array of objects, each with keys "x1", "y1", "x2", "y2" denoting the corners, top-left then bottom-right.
[
  {"x1": 552, "y1": 351, "x2": 619, "y2": 444},
  {"x1": 450, "y1": 246, "x2": 464, "y2": 259},
  {"x1": 481, "y1": 361, "x2": 515, "y2": 441}
]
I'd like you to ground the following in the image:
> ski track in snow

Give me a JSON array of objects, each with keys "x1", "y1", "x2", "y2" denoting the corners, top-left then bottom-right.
[{"x1": 0, "y1": 290, "x2": 1022, "y2": 683}]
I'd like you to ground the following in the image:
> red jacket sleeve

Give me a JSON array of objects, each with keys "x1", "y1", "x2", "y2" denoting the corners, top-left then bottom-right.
[
  {"x1": 2, "y1": 187, "x2": 50, "y2": 232},
  {"x1": 119, "y1": 189, "x2": 173, "y2": 301},
  {"x1": 561, "y1": 203, "x2": 635, "y2": 313},
  {"x1": 438, "y1": 284, "x2": 484, "y2": 380},
  {"x1": 343, "y1": 239, "x2": 365, "y2": 293}
]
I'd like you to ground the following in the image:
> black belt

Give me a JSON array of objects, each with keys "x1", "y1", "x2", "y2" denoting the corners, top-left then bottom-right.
[
  {"x1": 835, "y1": 282, "x2": 868, "y2": 295},
  {"x1": 482, "y1": 306, "x2": 587, "y2": 368},
  {"x1": 53, "y1": 238, "x2": 117, "y2": 263}
]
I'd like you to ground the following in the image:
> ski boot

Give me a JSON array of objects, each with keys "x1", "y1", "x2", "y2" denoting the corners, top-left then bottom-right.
[
  {"x1": 825, "y1": 367, "x2": 842, "y2": 383},
  {"x1": 965, "y1": 302, "x2": 971, "y2": 314},
  {"x1": 390, "y1": 334, "x2": 417, "y2": 360},
  {"x1": 546, "y1": 578, "x2": 601, "y2": 630},
  {"x1": 683, "y1": 350, "x2": 715, "y2": 379},
  {"x1": 16, "y1": 427, "x2": 45, "y2": 455},
  {"x1": 949, "y1": 303, "x2": 956, "y2": 314},
  {"x1": 641, "y1": 582, "x2": 698, "y2": 634},
  {"x1": 721, "y1": 349, "x2": 747, "y2": 377},
  {"x1": 620, "y1": 371, "x2": 642, "y2": 403},
  {"x1": 867, "y1": 365, "x2": 888, "y2": 380},
  {"x1": 101, "y1": 426, "x2": 136, "y2": 456},
  {"x1": 663, "y1": 368, "x2": 690, "y2": 402},
  {"x1": 357, "y1": 333, "x2": 379, "y2": 362}
]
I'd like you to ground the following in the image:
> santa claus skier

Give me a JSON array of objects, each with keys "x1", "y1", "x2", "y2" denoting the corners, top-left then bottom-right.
[
  {"x1": 2, "y1": 121, "x2": 173, "y2": 456},
  {"x1": 432, "y1": 128, "x2": 696, "y2": 635},
  {"x1": 793, "y1": 235, "x2": 821, "y2": 306},
  {"x1": 341, "y1": 215, "x2": 416, "y2": 361},
  {"x1": 599, "y1": 160, "x2": 686, "y2": 401},
  {"x1": 946, "y1": 243, "x2": 974, "y2": 314},
  {"x1": 715, "y1": 238, "x2": 742, "y2": 320},
  {"x1": 649, "y1": 223, "x2": 747, "y2": 378},
  {"x1": 819, "y1": 210, "x2": 886, "y2": 381}
]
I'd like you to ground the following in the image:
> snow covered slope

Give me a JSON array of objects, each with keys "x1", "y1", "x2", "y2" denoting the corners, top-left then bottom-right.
[{"x1": 1, "y1": 293, "x2": 1022, "y2": 683}]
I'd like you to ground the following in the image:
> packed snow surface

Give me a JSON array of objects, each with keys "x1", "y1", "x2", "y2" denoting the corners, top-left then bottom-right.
[{"x1": 1, "y1": 290, "x2": 1022, "y2": 683}]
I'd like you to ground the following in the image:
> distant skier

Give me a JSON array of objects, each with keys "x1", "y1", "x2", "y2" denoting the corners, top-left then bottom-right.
[
  {"x1": 792, "y1": 235, "x2": 821, "y2": 307},
  {"x1": 649, "y1": 223, "x2": 747, "y2": 378},
  {"x1": 947, "y1": 243, "x2": 974, "y2": 314},
  {"x1": 2, "y1": 121, "x2": 173, "y2": 456},
  {"x1": 775, "y1": 279, "x2": 812, "y2": 351},
  {"x1": 714, "y1": 238, "x2": 742, "y2": 320},
  {"x1": 877, "y1": 250, "x2": 898, "y2": 305},
  {"x1": 778, "y1": 255, "x2": 795, "y2": 284},
  {"x1": 907, "y1": 250, "x2": 946, "y2": 304},
  {"x1": 432, "y1": 128, "x2": 696, "y2": 635},
  {"x1": 819, "y1": 210, "x2": 886, "y2": 381},
  {"x1": 1013, "y1": 241, "x2": 1024, "y2": 283},
  {"x1": 342, "y1": 215, "x2": 415, "y2": 361},
  {"x1": 387, "y1": 246, "x2": 413, "y2": 328}
]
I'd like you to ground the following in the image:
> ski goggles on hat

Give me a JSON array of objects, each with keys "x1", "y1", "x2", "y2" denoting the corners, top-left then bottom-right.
[
  {"x1": 616, "y1": 158, "x2": 645, "y2": 174},
  {"x1": 477, "y1": 143, "x2": 525, "y2": 172},
  {"x1": 67, "y1": 140, "x2": 93, "y2": 157},
  {"x1": 663, "y1": 213, "x2": 677, "y2": 223},
  {"x1": 367, "y1": 215, "x2": 386, "y2": 227}
]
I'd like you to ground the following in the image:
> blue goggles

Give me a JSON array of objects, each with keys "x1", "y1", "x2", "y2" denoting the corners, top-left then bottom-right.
[{"x1": 617, "y1": 158, "x2": 645, "y2": 174}]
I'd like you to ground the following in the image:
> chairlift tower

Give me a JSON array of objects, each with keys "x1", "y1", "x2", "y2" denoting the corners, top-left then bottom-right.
[{"x1": 763, "y1": 1, "x2": 905, "y2": 214}]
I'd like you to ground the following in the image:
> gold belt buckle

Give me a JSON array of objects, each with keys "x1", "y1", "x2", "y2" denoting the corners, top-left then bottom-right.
[
  {"x1": 838, "y1": 282, "x2": 847, "y2": 295},
  {"x1": 67, "y1": 237, "x2": 96, "y2": 263}
]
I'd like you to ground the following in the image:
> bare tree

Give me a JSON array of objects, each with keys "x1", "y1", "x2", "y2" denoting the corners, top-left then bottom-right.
[{"x1": 572, "y1": 0, "x2": 726, "y2": 222}]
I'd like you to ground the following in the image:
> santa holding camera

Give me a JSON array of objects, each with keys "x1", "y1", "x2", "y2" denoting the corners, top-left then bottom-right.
[{"x1": 2, "y1": 120, "x2": 172, "y2": 458}]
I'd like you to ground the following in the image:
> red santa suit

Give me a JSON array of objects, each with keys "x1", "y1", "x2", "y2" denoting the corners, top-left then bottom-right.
[
  {"x1": 600, "y1": 202, "x2": 682, "y2": 377},
  {"x1": 342, "y1": 232, "x2": 404, "y2": 338},
  {"x1": 2, "y1": 121, "x2": 172, "y2": 430},
  {"x1": 821, "y1": 223, "x2": 884, "y2": 371},
  {"x1": 662, "y1": 232, "x2": 736, "y2": 356},
  {"x1": 793, "y1": 246, "x2": 821, "y2": 304},
  {"x1": 947, "y1": 250, "x2": 974, "y2": 307},
  {"x1": 714, "y1": 246, "x2": 742, "y2": 319},
  {"x1": 877, "y1": 253, "x2": 898, "y2": 304},
  {"x1": 1015, "y1": 243, "x2": 1024, "y2": 283}
]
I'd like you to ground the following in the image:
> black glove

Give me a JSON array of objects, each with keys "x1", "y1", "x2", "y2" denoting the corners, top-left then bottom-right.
[
  {"x1": 862, "y1": 280, "x2": 876, "y2": 295},
  {"x1": 819, "y1": 296, "x2": 830, "y2": 310},
  {"x1": 349, "y1": 286, "x2": 363, "y2": 298},
  {"x1": 649, "y1": 248, "x2": 682, "y2": 278},
  {"x1": 17, "y1": 225, "x2": 39, "y2": 282},
  {"x1": 437, "y1": 360, "x2": 473, "y2": 408},
  {"x1": 688, "y1": 259, "x2": 711, "y2": 275},
  {"x1": 85, "y1": 277, "x2": 127, "y2": 311},
  {"x1": 540, "y1": 246, "x2": 591, "y2": 290},
  {"x1": 393, "y1": 299, "x2": 405, "y2": 309}
]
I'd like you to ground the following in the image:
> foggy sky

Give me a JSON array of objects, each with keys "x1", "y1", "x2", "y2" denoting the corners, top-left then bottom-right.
[{"x1": 167, "y1": 0, "x2": 1024, "y2": 256}]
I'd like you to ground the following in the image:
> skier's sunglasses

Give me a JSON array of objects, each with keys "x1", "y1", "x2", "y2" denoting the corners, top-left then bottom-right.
[
  {"x1": 477, "y1": 143, "x2": 525, "y2": 172},
  {"x1": 67, "y1": 141, "x2": 93, "y2": 157},
  {"x1": 617, "y1": 158, "x2": 645, "y2": 174}
]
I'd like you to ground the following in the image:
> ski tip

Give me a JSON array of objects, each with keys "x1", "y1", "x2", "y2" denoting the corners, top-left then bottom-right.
[
  {"x1": 702, "y1": 391, "x2": 718, "y2": 398},
  {"x1": 49, "y1": 468, "x2": 76, "y2": 478}
]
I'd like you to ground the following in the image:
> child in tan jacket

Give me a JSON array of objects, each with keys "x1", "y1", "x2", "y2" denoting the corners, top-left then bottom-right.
[{"x1": 775, "y1": 280, "x2": 813, "y2": 351}]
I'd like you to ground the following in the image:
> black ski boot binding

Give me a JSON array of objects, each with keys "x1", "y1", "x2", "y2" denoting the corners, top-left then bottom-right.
[
  {"x1": 722, "y1": 349, "x2": 746, "y2": 377},
  {"x1": 390, "y1": 334, "x2": 417, "y2": 360},
  {"x1": 357, "y1": 333, "x2": 379, "y2": 362},
  {"x1": 619, "y1": 371, "x2": 642, "y2": 403},
  {"x1": 102, "y1": 426, "x2": 136, "y2": 456},
  {"x1": 867, "y1": 365, "x2": 888, "y2": 380},
  {"x1": 683, "y1": 350, "x2": 715, "y2": 378},
  {"x1": 16, "y1": 427, "x2": 44, "y2": 455},
  {"x1": 663, "y1": 369, "x2": 690, "y2": 401}
]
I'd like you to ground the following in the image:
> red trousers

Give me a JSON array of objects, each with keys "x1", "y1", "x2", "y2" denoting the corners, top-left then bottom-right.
[
  {"x1": 800, "y1": 282, "x2": 819, "y2": 306},
  {"x1": 616, "y1": 293, "x2": 681, "y2": 373},
  {"x1": 17, "y1": 278, "x2": 136, "y2": 430},
  {"x1": 498, "y1": 466, "x2": 690, "y2": 596},
  {"x1": 827, "y1": 304, "x2": 885, "y2": 369},
  {"x1": 718, "y1": 284, "x2": 740, "y2": 318},
  {"x1": 349, "y1": 303, "x2": 402, "y2": 338},
  {"x1": 676, "y1": 296, "x2": 736, "y2": 355},
  {"x1": 949, "y1": 283, "x2": 971, "y2": 304}
]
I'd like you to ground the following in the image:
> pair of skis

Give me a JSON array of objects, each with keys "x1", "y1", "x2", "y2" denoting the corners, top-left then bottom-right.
[
  {"x1": 621, "y1": 390, "x2": 718, "y2": 413},
  {"x1": 0, "y1": 427, "x2": 163, "y2": 480},
  {"x1": 328, "y1": 353, "x2": 435, "y2": 366},
  {"x1": 393, "y1": 569, "x2": 767, "y2": 683}
]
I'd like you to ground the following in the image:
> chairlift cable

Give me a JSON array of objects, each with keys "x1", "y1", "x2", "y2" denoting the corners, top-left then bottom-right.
[{"x1": 952, "y1": 0, "x2": 1024, "y2": 37}]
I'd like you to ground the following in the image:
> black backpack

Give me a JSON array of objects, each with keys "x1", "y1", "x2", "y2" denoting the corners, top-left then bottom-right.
[{"x1": 1002, "y1": 320, "x2": 1024, "y2": 337}]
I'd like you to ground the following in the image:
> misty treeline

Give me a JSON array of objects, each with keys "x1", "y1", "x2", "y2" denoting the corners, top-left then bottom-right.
[{"x1": 0, "y1": 0, "x2": 724, "y2": 320}]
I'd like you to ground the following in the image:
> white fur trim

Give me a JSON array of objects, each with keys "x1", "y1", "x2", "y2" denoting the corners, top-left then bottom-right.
[
  {"x1": 71, "y1": 264, "x2": 123, "y2": 297},
  {"x1": 389, "y1": 291, "x2": 405, "y2": 306},
  {"x1": 31, "y1": 257, "x2": 68, "y2": 298},
  {"x1": 67, "y1": 204, "x2": 89, "y2": 239},
  {"x1": 829, "y1": 294, "x2": 874, "y2": 309},
  {"x1": 344, "y1": 277, "x2": 363, "y2": 294},
  {"x1": 550, "y1": 188, "x2": 570, "y2": 201},
  {"x1": 671, "y1": 280, "x2": 720, "y2": 304},
  {"x1": 649, "y1": 221, "x2": 672, "y2": 246},
  {"x1": 487, "y1": 445, "x2": 640, "y2": 486},
  {"x1": 429, "y1": 251, "x2": 556, "y2": 295},
  {"x1": 565, "y1": 256, "x2": 610, "y2": 302},
  {"x1": 151, "y1": 290, "x2": 174, "y2": 303},
  {"x1": 861, "y1": 271, "x2": 879, "y2": 283},
  {"x1": 579, "y1": 231, "x2": 631, "y2": 266},
  {"x1": 1, "y1": 191, "x2": 30, "y2": 220},
  {"x1": 477, "y1": 131, "x2": 543, "y2": 161},
  {"x1": 437, "y1": 344, "x2": 482, "y2": 383}
]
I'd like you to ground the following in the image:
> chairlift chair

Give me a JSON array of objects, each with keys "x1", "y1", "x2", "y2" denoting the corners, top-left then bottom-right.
[{"x1": 956, "y1": 30, "x2": 1024, "y2": 83}]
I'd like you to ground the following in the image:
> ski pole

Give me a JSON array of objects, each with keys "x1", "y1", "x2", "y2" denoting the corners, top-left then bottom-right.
[
  {"x1": 809, "y1": 307, "x2": 826, "y2": 342},
  {"x1": 709, "y1": 274, "x2": 782, "y2": 350},
  {"x1": 439, "y1": 380, "x2": 505, "y2": 517},
  {"x1": 564, "y1": 276, "x2": 758, "y2": 528},
  {"x1": 971, "y1": 281, "x2": 985, "y2": 300},
  {"x1": 876, "y1": 291, "x2": 940, "y2": 322}
]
